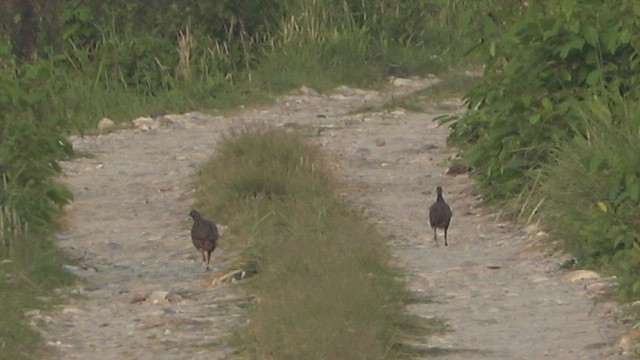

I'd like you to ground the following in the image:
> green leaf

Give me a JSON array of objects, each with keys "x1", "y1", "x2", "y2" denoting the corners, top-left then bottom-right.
[
  {"x1": 528, "y1": 113, "x2": 542, "y2": 125},
  {"x1": 541, "y1": 98, "x2": 553, "y2": 111},
  {"x1": 558, "y1": 36, "x2": 585, "y2": 58},
  {"x1": 582, "y1": 25, "x2": 599, "y2": 46},
  {"x1": 597, "y1": 201, "x2": 608, "y2": 213},
  {"x1": 586, "y1": 69, "x2": 601, "y2": 85}
]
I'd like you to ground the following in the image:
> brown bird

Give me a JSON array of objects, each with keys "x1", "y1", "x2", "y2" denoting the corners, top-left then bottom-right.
[
  {"x1": 189, "y1": 210, "x2": 219, "y2": 270},
  {"x1": 429, "y1": 186, "x2": 453, "y2": 246}
]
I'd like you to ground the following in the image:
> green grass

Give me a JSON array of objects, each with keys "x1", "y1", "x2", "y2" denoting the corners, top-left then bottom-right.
[
  {"x1": 517, "y1": 98, "x2": 640, "y2": 303},
  {"x1": 0, "y1": 231, "x2": 74, "y2": 360},
  {"x1": 194, "y1": 129, "x2": 444, "y2": 359}
]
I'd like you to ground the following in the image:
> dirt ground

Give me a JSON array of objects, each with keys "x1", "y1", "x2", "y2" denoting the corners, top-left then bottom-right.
[{"x1": 35, "y1": 77, "x2": 633, "y2": 359}]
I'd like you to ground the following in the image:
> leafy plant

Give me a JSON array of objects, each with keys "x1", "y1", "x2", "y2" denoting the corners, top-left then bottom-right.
[{"x1": 447, "y1": 1, "x2": 640, "y2": 201}]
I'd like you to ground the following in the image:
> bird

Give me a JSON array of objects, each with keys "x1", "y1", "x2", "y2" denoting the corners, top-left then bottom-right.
[
  {"x1": 189, "y1": 210, "x2": 219, "y2": 270},
  {"x1": 428, "y1": 186, "x2": 453, "y2": 246}
]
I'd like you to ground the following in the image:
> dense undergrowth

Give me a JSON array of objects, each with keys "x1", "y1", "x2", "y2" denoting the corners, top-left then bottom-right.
[
  {"x1": 446, "y1": 1, "x2": 640, "y2": 302},
  {"x1": 0, "y1": 0, "x2": 517, "y2": 357},
  {"x1": 194, "y1": 129, "x2": 444, "y2": 359}
]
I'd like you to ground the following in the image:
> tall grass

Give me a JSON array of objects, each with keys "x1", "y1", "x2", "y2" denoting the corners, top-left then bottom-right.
[
  {"x1": 523, "y1": 98, "x2": 640, "y2": 301},
  {"x1": 53, "y1": 0, "x2": 507, "y2": 130},
  {"x1": 194, "y1": 129, "x2": 437, "y2": 359}
]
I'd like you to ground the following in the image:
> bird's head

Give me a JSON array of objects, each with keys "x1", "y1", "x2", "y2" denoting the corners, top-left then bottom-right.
[
  {"x1": 189, "y1": 210, "x2": 201, "y2": 219},
  {"x1": 436, "y1": 186, "x2": 443, "y2": 195}
]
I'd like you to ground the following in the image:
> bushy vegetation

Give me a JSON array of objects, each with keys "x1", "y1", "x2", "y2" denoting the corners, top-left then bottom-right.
[
  {"x1": 0, "y1": 46, "x2": 76, "y2": 359},
  {"x1": 194, "y1": 129, "x2": 440, "y2": 359},
  {"x1": 447, "y1": 1, "x2": 640, "y2": 301},
  {"x1": 0, "y1": 0, "x2": 516, "y2": 357}
]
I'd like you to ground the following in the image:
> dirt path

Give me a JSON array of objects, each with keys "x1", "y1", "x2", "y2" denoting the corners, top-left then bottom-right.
[{"x1": 38, "y1": 78, "x2": 629, "y2": 359}]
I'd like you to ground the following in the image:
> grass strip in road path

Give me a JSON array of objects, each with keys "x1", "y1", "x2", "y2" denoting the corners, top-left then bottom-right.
[{"x1": 194, "y1": 128, "x2": 441, "y2": 359}]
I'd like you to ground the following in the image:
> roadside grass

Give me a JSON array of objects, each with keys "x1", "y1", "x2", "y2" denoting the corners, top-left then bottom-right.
[
  {"x1": 513, "y1": 98, "x2": 640, "y2": 302},
  {"x1": 353, "y1": 71, "x2": 482, "y2": 115},
  {"x1": 194, "y1": 129, "x2": 445, "y2": 359},
  {"x1": 0, "y1": 231, "x2": 74, "y2": 360}
]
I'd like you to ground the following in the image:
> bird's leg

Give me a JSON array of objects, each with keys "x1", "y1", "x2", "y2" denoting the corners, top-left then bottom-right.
[
  {"x1": 433, "y1": 227, "x2": 439, "y2": 247},
  {"x1": 201, "y1": 250, "x2": 207, "y2": 270},
  {"x1": 206, "y1": 251, "x2": 212, "y2": 271},
  {"x1": 444, "y1": 228, "x2": 448, "y2": 246}
]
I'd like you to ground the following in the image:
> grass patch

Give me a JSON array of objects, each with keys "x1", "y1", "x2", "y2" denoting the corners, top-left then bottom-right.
[
  {"x1": 519, "y1": 98, "x2": 640, "y2": 302},
  {"x1": 353, "y1": 71, "x2": 482, "y2": 115},
  {"x1": 0, "y1": 231, "x2": 74, "y2": 359},
  {"x1": 194, "y1": 128, "x2": 443, "y2": 359}
]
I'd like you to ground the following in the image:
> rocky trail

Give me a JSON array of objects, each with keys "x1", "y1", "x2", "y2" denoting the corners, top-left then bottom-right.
[{"x1": 33, "y1": 77, "x2": 633, "y2": 359}]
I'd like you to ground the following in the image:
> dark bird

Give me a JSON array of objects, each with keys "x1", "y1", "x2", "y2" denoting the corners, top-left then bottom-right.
[
  {"x1": 189, "y1": 210, "x2": 219, "y2": 270},
  {"x1": 429, "y1": 186, "x2": 453, "y2": 246}
]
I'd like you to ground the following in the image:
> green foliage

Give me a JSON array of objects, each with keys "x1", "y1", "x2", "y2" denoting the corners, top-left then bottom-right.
[
  {"x1": 445, "y1": 0, "x2": 640, "y2": 303},
  {"x1": 536, "y1": 98, "x2": 640, "y2": 301},
  {"x1": 195, "y1": 129, "x2": 435, "y2": 359},
  {"x1": 447, "y1": 1, "x2": 640, "y2": 201},
  {"x1": 0, "y1": 1, "x2": 519, "y2": 357},
  {"x1": 0, "y1": 42, "x2": 75, "y2": 360},
  {"x1": 0, "y1": 53, "x2": 73, "y2": 232}
]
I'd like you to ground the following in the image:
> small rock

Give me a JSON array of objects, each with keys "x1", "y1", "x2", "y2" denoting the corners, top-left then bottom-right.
[
  {"x1": 391, "y1": 77, "x2": 413, "y2": 87},
  {"x1": 616, "y1": 323, "x2": 640, "y2": 348},
  {"x1": 147, "y1": 290, "x2": 169, "y2": 304},
  {"x1": 159, "y1": 114, "x2": 195, "y2": 129},
  {"x1": 62, "y1": 203, "x2": 74, "y2": 213},
  {"x1": 299, "y1": 85, "x2": 320, "y2": 97},
  {"x1": 375, "y1": 139, "x2": 386, "y2": 147},
  {"x1": 585, "y1": 281, "x2": 616, "y2": 296},
  {"x1": 132, "y1": 117, "x2": 160, "y2": 131},
  {"x1": 446, "y1": 164, "x2": 470, "y2": 176},
  {"x1": 130, "y1": 293, "x2": 149, "y2": 304},
  {"x1": 97, "y1": 117, "x2": 115, "y2": 130},
  {"x1": 561, "y1": 270, "x2": 601, "y2": 282},
  {"x1": 166, "y1": 293, "x2": 183, "y2": 303},
  {"x1": 62, "y1": 264, "x2": 96, "y2": 277}
]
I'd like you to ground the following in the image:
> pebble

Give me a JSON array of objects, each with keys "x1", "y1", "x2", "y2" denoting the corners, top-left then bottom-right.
[
  {"x1": 166, "y1": 293, "x2": 183, "y2": 303},
  {"x1": 97, "y1": 118, "x2": 115, "y2": 130},
  {"x1": 147, "y1": 290, "x2": 169, "y2": 304},
  {"x1": 616, "y1": 323, "x2": 640, "y2": 347},
  {"x1": 132, "y1": 117, "x2": 160, "y2": 131},
  {"x1": 561, "y1": 270, "x2": 601, "y2": 282}
]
